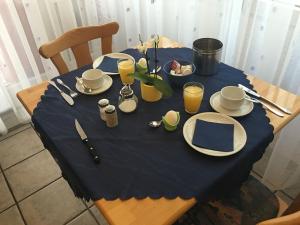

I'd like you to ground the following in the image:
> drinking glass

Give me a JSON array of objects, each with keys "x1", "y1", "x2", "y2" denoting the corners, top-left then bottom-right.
[
  {"x1": 118, "y1": 59, "x2": 135, "y2": 85},
  {"x1": 183, "y1": 82, "x2": 204, "y2": 114}
]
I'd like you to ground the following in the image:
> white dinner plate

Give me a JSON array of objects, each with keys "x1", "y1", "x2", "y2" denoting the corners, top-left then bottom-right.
[
  {"x1": 75, "y1": 75, "x2": 113, "y2": 95},
  {"x1": 210, "y1": 91, "x2": 254, "y2": 117},
  {"x1": 92, "y1": 53, "x2": 135, "y2": 75},
  {"x1": 183, "y1": 112, "x2": 247, "y2": 157}
]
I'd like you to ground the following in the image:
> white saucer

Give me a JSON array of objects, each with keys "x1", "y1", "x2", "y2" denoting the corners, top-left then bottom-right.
[
  {"x1": 92, "y1": 53, "x2": 135, "y2": 75},
  {"x1": 183, "y1": 112, "x2": 247, "y2": 157},
  {"x1": 210, "y1": 91, "x2": 254, "y2": 117},
  {"x1": 75, "y1": 75, "x2": 113, "y2": 95}
]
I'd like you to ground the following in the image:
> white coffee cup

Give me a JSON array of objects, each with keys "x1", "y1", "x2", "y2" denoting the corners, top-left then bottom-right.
[
  {"x1": 82, "y1": 69, "x2": 104, "y2": 89},
  {"x1": 220, "y1": 86, "x2": 245, "y2": 110}
]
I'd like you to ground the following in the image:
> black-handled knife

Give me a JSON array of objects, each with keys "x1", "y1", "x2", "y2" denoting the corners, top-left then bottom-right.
[{"x1": 75, "y1": 119, "x2": 100, "y2": 164}]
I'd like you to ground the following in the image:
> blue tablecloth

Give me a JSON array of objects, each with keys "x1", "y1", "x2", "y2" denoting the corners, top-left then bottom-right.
[{"x1": 32, "y1": 48, "x2": 274, "y2": 202}]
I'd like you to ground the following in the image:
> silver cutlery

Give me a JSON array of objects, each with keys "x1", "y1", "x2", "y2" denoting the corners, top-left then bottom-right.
[
  {"x1": 56, "y1": 78, "x2": 78, "y2": 98},
  {"x1": 75, "y1": 119, "x2": 100, "y2": 163},
  {"x1": 48, "y1": 81, "x2": 74, "y2": 106},
  {"x1": 75, "y1": 77, "x2": 92, "y2": 93},
  {"x1": 245, "y1": 95, "x2": 284, "y2": 117},
  {"x1": 152, "y1": 66, "x2": 161, "y2": 74},
  {"x1": 148, "y1": 120, "x2": 162, "y2": 128},
  {"x1": 238, "y1": 84, "x2": 291, "y2": 115}
]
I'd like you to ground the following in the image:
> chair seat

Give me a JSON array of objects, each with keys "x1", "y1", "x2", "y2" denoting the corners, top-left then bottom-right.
[{"x1": 175, "y1": 175, "x2": 279, "y2": 225}]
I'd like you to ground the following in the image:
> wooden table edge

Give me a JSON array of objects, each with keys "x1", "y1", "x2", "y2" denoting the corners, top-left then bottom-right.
[
  {"x1": 16, "y1": 81, "x2": 49, "y2": 116},
  {"x1": 95, "y1": 197, "x2": 197, "y2": 225}
]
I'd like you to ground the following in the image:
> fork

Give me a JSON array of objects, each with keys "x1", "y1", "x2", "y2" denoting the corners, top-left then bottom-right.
[
  {"x1": 245, "y1": 95, "x2": 284, "y2": 117},
  {"x1": 56, "y1": 79, "x2": 78, "y2": 98}
]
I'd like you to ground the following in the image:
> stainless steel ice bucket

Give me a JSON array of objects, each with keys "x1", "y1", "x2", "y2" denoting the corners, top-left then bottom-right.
[{"x1": 193, "y1": 38, "x2": 223, "y2": 75}]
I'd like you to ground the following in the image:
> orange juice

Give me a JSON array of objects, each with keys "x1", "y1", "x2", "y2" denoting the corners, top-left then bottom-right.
[
  {"x1": 183, "y1": 84, "x2": 204, "y2": 114},
  {"x1": 118, "y1": 59, "x2": 135, "y2": 85}
]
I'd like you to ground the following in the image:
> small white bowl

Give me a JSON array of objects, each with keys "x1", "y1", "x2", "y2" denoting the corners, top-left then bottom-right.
[{"x1": 220, "y1": 86, "x2": 245, "y2": 110}]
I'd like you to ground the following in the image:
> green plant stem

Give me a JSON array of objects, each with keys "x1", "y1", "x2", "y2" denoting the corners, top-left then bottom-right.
[
  {"x1": 139, "y1": 34, "x2": 143, "y2": 46},
  {"x1": 154, "y1": 35, "x2": 160, "y2": 79},
  {"x1": 154, "y1": 42, "x2": 157, "y2": 79},
  {"x1": 145, "y1": 50, "x2": 151, "y2": 76}
]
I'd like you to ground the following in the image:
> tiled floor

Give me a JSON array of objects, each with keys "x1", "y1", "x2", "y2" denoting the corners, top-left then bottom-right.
[
  {"x1": 0, "y1": 124, "x2": 294, "y2": 225},
  {"x1": 0, "y1": 125, "x2": 108, "y2": 225}
]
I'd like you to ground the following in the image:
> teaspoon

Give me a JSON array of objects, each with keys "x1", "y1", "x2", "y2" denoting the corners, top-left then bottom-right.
[
  {"x1": 148, "y1": 120, "x2": 162, "y2": 128},
  {"x1": 75, "y1": 77, "x2": 92, "y2": 93}
]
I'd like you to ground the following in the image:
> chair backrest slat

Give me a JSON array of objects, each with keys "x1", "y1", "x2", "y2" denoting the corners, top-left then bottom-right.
[
  {"x1": 51, "y1": 53, "x2": 69, "y2": 75},
  {"x1": 39, "y1": 22, "x2": 119, "y2": 75},
  {"x1": 101, "y1": 36, "x2": 113, "y2": 55},
  {"x1": 71, "y1": 43, "x2": 93, "y2": 68}
]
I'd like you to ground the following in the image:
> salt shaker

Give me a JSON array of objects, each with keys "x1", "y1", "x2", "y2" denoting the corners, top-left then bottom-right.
[
  {"x1": 105, "y1": 105, "x2": 118, "y2": 127},
  {"x1": 98, "y1": 99, "x2": 109, "y2": 121},
  {"x1": 118, "y1": 84, "x2": 138, "y2": 113}
]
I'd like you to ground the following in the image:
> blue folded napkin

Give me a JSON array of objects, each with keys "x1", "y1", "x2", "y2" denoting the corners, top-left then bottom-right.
[
  {"x1": 97, "y1": 56, "x2": 119, "y2": 73},
  {"x1": 192, "y1": 119, "x2": 234, "y2": 152}
]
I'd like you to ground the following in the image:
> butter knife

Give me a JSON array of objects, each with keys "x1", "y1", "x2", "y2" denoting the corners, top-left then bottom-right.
[
  {"x1": 48, "y1": 81, "x2": 74, "y2": 106},
  {"x1": 245, "y1": 95, "x2": 284, "y2": 117},
  {"x1": 238, "y1": 84, "x2": 291, "y2": 114},
  {"x1": 75, "y1": 119, "x2": 100, "y2": 163}
]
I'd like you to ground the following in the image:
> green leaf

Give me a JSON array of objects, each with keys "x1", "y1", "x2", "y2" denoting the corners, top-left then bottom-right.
[
  {"x1": 152, "y1": 78, "x2": 173, "y2": 98},
  {"x1": 129, "y1": 72, "x2": 151, "y2": 84}
]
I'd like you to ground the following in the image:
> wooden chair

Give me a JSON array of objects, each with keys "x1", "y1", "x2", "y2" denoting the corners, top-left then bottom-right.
[
  {"x1": 258, "y1": 193, "x2": 300, "y2": 225},
  {"x1": 39, "y1": 22, "x2": 119, "y2": 75},
  {"x1": 174, "y1": 175, "x2": 300, "y2": 225},
  {"x1": 257, "y1": 211, "x2": 300, "y2": 225}
]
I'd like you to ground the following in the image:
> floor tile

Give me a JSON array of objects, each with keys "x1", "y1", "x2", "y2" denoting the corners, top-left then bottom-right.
[
  {"x1": 82, "y1": 199, "x2": 94, "y2": 208},
  {"x1": 0, "y1": 173, "x2": 14, "y2": 212},
  {"x1": 253, "y1": 144, "x2": 273, "y2": 177},
  {"x1": 250, "y1": 171, "x2": 262, "y2": 181},
  {"x1": 253, "y1": 134, "x2": 278, "y2": 177},
  {"x1": 278, "y1": 160, "x2": 300, "y2": 199},
  {"x1": 0, "y1": 124, "x2": 31, "y2": 142},
  {"x1": 283, "y1": 184, "x2": 300, "y2": 199},
  {"x1": 90, "y1": 206, "x2": 109, "y2": 225},
  {"x1": 5, "y1": 150, "x2": 61, "y2": 201},
  {"x1": 0, "y1": 128, "x2": 44, "y2": 169},
  {"x1": 0, "y1": 205, "x2": 24, "y2": 225},
  {"x1": 66, "y1": 210, "x2": 98, "y2": 225},
  {"x1": 19, "y1": 178, "x2": 85, "y2": 225}
]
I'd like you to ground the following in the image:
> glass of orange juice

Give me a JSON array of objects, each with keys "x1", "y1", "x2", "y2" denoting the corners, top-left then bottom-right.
[
  {"x1": 183, "y1": 82, "x2": 204, "y2": 114},
  {"x1": 118, "y1": 59, "x2": 135, "y2": 85}
]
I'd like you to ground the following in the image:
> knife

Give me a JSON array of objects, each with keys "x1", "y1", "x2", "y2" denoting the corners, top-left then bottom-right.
[
  {"x1": 75, "y1": 119, "x2": 100, "y2": 164},
  {"x1": 245, "y1": 95, "x2": 284, "y2": 117},
  {"x1": 238, "y1": 84, "x2": 291, "y2": 114},
  {"x1": 48, "y1": 81, "x2": 74, "y2": 106}
]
